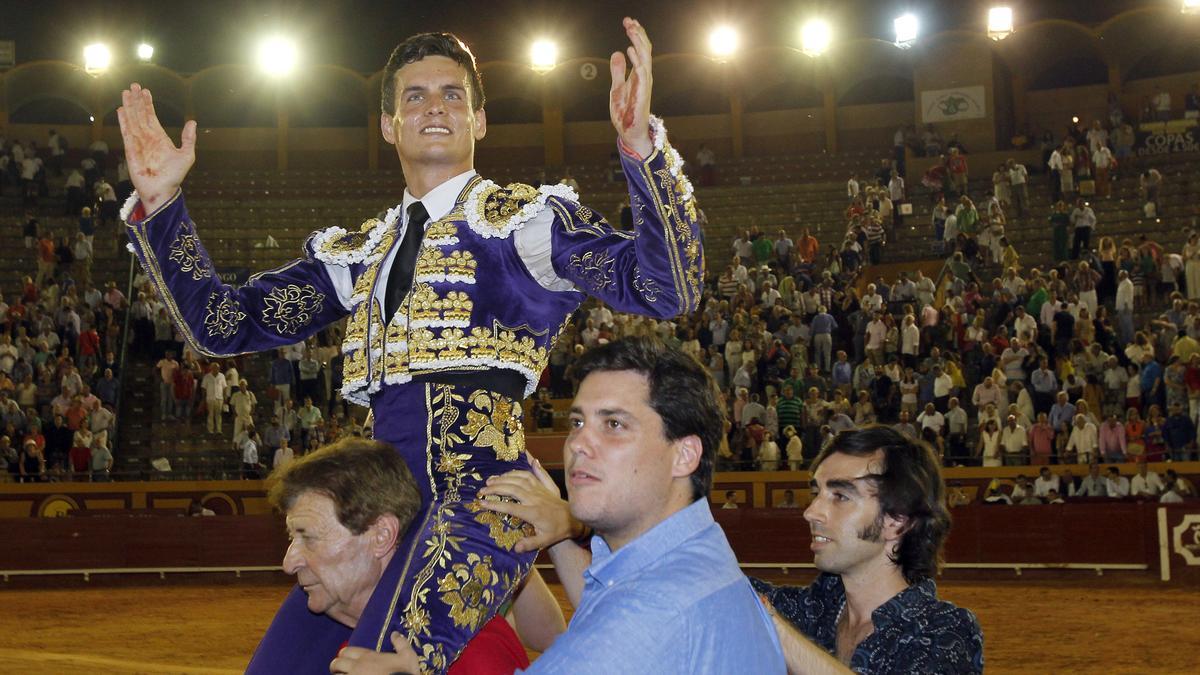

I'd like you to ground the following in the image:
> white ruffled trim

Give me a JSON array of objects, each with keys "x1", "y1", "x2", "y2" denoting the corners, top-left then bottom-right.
[
  {"x1": 342, "y1": 339, "x2": 364, "y2": 352},
  {"x1": 381, "y1": 371, "x2": 415, "y2": 386},
  {"x1": 119, "y1": 191, "x2": 141, "y2": 222},
  {"x1": 425, "y1": 236, "x2": 460, "y2": 247},
  {"x1": 410, "y1": 319, "x2": 471, "y2": 329},
  {"x1": 312, "y1": 204, "x2": 401, "y2": 267},
  {"x1": 650, "y1": 115, "x2": 695, "y2": 206},
  {"x1": 464, "y1": 180, "x2": 579, "y2": 240},
  {"x1": 413, "y1": 273, "x2": 476, "y2": 285}
]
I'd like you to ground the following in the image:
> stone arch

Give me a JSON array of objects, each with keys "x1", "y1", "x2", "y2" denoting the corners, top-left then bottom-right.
[
  {"x1": 4, "y1": 60, "x2": 97, "y2": 118},
  {"x1": 737, "y1": 47, "x2": 822, "y2": 112},
  {"x1": 998, "y1": 20, "x2": 1111, "y2": 91},
  {"x1": 479, "y1": 61, "x2": 542, "y2": 124},
  {"x1": 554, "y1": 57, "x2": 611, "y2": 123},
  {"x1": 280, "y1": 65, "x2": 368, "y2": 127},
  {"x1": 189, "y1": 64, "x2": 277, "y2": 127},
  {"x1": 828, "y1": 38, "x2": 914, "y2": 105},
  {"x1": 652, "y1": 53, "x2": 728, "y2": 117},
  {"x1": 9, "y1": 95, "x2": 94, "y2": 124}
]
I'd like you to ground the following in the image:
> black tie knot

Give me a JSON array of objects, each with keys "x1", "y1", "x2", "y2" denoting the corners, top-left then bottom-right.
[
  {"x1": 384, "y1": 201, "x2": 429, "y2": 319},
  {"x1": 407, "y1": 201, "x2": 429, "y2": 229}
]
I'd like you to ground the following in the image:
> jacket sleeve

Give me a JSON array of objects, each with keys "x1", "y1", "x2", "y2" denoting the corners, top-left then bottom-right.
[
  {"x1": 547, "y1": 116, "x2": 704, "y2": 319},
  {"x1": 122, "y1": 190, "x2": 351, "y2": 358}
]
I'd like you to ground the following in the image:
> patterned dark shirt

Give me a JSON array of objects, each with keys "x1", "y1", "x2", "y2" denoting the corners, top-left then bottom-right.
[{"x1": 750, "y1": 574, "x2": 984, "y2": 674}]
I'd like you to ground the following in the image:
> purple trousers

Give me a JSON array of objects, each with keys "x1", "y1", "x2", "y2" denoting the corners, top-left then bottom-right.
[{"x1": 247, "y1": 382, "x2": 536, "y2": 674}]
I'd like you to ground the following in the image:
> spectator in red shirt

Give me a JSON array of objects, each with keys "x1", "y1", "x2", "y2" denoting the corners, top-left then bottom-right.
[
  {"x1": 36, "y1": 234, "x2": 56, "y2": 287},
  {"x1": 947, "y1": 147, "x2": 969, "y2": 197}
]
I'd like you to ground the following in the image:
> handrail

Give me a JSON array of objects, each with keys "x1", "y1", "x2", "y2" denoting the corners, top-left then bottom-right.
[{"x1": 110, "y1": 250, "x2": 136, "y2": 465}]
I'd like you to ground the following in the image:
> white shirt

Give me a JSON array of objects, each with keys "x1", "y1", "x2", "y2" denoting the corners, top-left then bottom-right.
[
  {"x1": 201, "y1": 372, "x2": 229, "y2": 400},
  {"x1": 273, "y1": 446, "x2": 294, "y2": 470},
  {"x1": 999, "y1": 425, "x2": 1027, "y2": 454},
  {"x1": 1131, "y1": 471, "x2": 1164, "y2": 497},
  {"x1": 321, "y1": 170, "x2": 577, "y2": 313},
  {"x1": 1106, "y1": 475, "x2": 1131, "y2": 498},
  {"x1": 917, "y1": 411, "x2": 944, "y2": 434},
  {"x1": 1008, "y1": 164, "x2": 1028, "y2": 185},
  {"x1": 241, "y1": 437, "x2": 258, "y2": 465},
  {"x1": 1066, "y1": 423, "x2": 1099, "y2": 456},
  {"x1": 933, "y1": 373, "x2": 954, "y2": 398},
  {"x1": 1116, "y1": 278, "x2": 1135, "y2": 312},
  {"x1": 1034, "y1": 475, "x2": 1061, "y2": 498},
  {"x1": 847, "y1": 178, "x2": 860, "y2": 198}
]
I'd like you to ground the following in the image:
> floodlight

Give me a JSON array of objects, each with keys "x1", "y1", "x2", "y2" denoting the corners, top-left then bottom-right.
[
  {"x1": 1184, "y1": 1, "x2": 1200, "y2": 15},
  {"x1": 83, "y1": 43, "x2": 112, "y2": 74},
  {"x1": 137, "y1": 43, "x2": 154, "y2": 61},
  {"x1": 530, "y1": 39, "x2": 558, "y2": 73},
  {"x1": 257, "y1": 36, "x2": 298, "y2": 77},
  {"x1": 708, "y1": 25, "x2": 739, "y2": 59},
  {"x1": 800, "y1": 19, "x2": 832, "y2": 57},
  {"x1": 988, "y1": 7, "x2": 1014, "y2": 40},
  {"x1": 894, "y1": 14, "x2": 918, "y2": 48}
]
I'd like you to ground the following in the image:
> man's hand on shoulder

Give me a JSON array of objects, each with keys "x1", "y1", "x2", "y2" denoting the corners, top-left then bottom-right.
[
  {"x1": 329, "y1": 631, "x2": 420, "y2": 675},
  {"x1": 476, "y1": 457, "x2": 581, "y2": 552}
]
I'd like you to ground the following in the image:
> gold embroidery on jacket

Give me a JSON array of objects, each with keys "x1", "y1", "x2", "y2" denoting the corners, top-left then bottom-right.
[
  {"x1": 567, "y1": 249, "x2": 617, "y2": 292},
  {"x1": 262, "y1": 284, "x2": 326, "y2": 334},
  {"x1": 203, "y1": 291, "x2": 247, "y2": 339},
  {"x1": 414, "y1": 248, "x2": 478, "y2": 281},
  {"x1": 167, "y1": 224, "x2": 211, "y2": 280},
  {"x1": 460, "y1": 390, "x2": 525, "y2": 462}
]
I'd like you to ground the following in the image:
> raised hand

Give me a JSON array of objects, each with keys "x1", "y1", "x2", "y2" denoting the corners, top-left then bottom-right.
[
  {"x1": 116, "y1": 82, "x2": 197, "y2": 213},
  {"x1": 476, "y1": 458, "x2": 581, "y2": 553},
  {"x1": 609, "y1": 17, "x2": 654, "y2": 158}
]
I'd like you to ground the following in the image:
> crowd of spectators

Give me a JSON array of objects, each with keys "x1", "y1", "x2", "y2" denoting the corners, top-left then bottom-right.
[
  {"x1": 537, "y1": 115, "x2": 1199, "y2": 506},
  {"x1": 7, "y1": 112, "x2": 1200, "y2": 493},
  {"x1": 0, "y1": 131, "x2": 141, "y2": 483},
  {"x1": 147, "y1": 318, "x2": 358, "y2": 479}
]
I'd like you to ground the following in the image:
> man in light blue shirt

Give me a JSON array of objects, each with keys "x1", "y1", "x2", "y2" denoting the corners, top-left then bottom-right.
[{"x1": 479, "y1": 337, "x2": 786, "y2": 673}]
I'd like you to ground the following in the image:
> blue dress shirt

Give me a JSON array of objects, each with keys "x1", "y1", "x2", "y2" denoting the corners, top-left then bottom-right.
[{"x1": 522, "y1": 499, "x2": 785, "y2": 673}]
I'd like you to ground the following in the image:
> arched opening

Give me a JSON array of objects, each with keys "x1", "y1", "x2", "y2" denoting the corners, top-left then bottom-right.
[
  {"x1": 1028, "y1": 57, "x2": 1109, "y2": 91},
  {"x1": 9, "y1": 96, "x2": 94, "y2": 124},
  {"x1": 838, "y1": 75, "x2": 915, "y2": 106}
]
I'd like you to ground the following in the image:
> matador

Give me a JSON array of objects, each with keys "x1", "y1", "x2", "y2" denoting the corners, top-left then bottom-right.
[{"x1": 117, "y1": 19, "x2": 700, "y2": 674}]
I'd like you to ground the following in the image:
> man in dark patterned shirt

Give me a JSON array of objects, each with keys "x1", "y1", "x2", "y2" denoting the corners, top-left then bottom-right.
[{"x1": 751, "y1": 426, "x2": 984, "y2": 673}]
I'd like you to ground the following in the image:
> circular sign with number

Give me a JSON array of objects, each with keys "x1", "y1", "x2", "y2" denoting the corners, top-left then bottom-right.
[{"x1": 580, "y1": 63, "x2": 597, "y2": 81}]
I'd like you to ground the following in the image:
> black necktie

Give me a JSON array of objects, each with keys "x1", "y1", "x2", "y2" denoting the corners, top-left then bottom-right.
[{"x1": 384, "y1": 201, "x2": 428, "y2": 320}]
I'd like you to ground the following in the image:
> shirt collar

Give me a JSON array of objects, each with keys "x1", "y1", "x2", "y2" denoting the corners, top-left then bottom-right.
[
  {"x1": 870, "y1": 578, "x2": 939, "y2": 630},
  {"x1": 400, "y1": 169, "x2": 477, "y2": 224},
  {"x1": 585, "y1": 498, "x2": 713, "y2": 588}
]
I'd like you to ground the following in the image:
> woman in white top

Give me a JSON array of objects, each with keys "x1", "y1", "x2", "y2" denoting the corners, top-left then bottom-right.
[
  {"x1": 900, "y1": 314, "x2": 920, "y2": 367},
  {"x1": 783, "y1": 426, "x2": 804, "y2": 471},
  {"x1": 978, "y1": 419, "x2": 1003, "y2": 467},
  {"x1": 758, "y1": 431, "x2": 781, "y2": 472},
  {"x1": 1183, "y1": 233, "x2": 1200, "y2": 300}
]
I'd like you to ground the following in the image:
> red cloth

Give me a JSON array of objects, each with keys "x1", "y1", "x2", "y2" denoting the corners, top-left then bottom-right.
[
  {"x1": 79, "y1": 330, "x2": 100, "y2": 356},
  {"x1": 69, "y1": 446, "x2": 91, "y2": 473},
  {"x1": 335, "y1": 615, "x2": 529, "y2": 675},
  {"x1": 449, "y1": 615, "x2": 530, "y2": 675}
]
